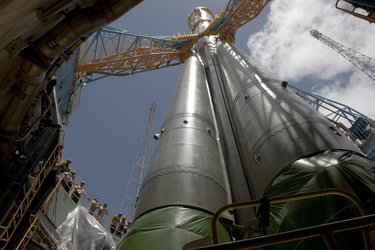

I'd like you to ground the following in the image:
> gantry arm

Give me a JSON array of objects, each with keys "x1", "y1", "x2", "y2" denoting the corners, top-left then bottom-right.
[
  {"x1": 77, "y1": 47, "x2": 186, "y2": 76},
  {"x1": 76, "y1": 1, "x2": 272, "y2": 82},
  {"x1": 76, "y1": 26, "x2": 193, "y2": 81},
  {"x1": 206, "y1": 0, "x2": 271, "y2": 41}
]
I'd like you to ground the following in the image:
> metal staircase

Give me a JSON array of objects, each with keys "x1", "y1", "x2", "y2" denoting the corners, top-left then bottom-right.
[
  {"x1": 0, "y1": 143, "x2": 61, "y2": 250},
  {"x1": 15, "y1": 179, "x2": 63, "y2": 250}
]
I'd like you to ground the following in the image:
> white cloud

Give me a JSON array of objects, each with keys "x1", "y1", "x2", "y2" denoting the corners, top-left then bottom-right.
[{"x1": 247, "y1": 0, "x2": 375, "y2": 119}]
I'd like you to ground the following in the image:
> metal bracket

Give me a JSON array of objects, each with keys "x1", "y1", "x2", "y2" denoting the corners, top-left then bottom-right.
[{"x1": 5, "y1": 38, "x2": 29, "y2": 57}]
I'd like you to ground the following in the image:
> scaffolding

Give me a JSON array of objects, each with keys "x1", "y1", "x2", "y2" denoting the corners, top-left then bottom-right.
[{"x1": 119, "y1": 101, "x2": 156, "y2": 219}]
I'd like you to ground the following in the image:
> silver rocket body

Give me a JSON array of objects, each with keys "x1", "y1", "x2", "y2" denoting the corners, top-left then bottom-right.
[
  {"x1": 215, "y1": 42, "x2": 359, "y2": 198},
  {"x1": 134, "y1": 54, "x2": 229, "y2": 218},
  {"x1": 134, "y1": 38, "x2": 360, "y2": 221},
  {"x1": 123, "y1": 7, "x2": 366, "y2": 249}
]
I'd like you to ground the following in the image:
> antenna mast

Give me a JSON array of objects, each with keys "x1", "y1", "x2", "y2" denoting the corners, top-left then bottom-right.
[
  {"x1": 310, "y1": 29, "x2": 375, "y2": 81},
  {"x1": 119, "y1": 101, "x2": 156, "y2": 218}
]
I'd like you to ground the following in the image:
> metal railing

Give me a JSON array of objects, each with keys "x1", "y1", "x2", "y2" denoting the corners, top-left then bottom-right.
[
  {"x1": 15, "y1": 179, "x2": 63, "y2": 250},
  {"x1": 0, "y1": 143, "x2": 61, "y2": 250},
  {"x1": 335, "y1": 0, "x2": 375, "y2": 24},
  {"x1": 204, "y1": 189, "x2": 373, "y2": 250},
  {"x1": 289, "y1": 84, "x2": 375, "y2": 158}
]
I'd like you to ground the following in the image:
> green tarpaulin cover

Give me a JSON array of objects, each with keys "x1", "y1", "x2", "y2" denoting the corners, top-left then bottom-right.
[
  {"x1": 117, "y1": 206, "x2": 230, "y2": 250},
  {"x1": 264, "y1": 150, "x2": 375, "y2": 249}
]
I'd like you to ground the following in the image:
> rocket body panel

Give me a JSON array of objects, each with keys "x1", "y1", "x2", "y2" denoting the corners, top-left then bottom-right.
[
  {"x1": 163, "y1": 53, "x2": 213, "y2": 120},
  {"x1": 196, "y1": 38, "x2": 256, "y2": 226},
  {"x1": 134, "y1": 55, "x2": 228, "y2": 219},
  {"x1": 216, "y1": 42, "x2": 360, "y2": 197}
]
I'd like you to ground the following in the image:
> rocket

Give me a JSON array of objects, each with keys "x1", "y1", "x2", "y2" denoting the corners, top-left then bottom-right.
[
  {"x1": 117, "y1": 53, "x2": 231, "y2": 249},
  {"x1": 119, "y1": 7, "x2": 375, "y2": 250}
]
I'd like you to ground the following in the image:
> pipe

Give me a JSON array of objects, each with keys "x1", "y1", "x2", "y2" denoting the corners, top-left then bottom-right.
[
  {"x1": 38, "y1": 0, "x2": 142, "y2": 60},
  {"x1": 15, "y1": 93, "x2": 52, "y2": 142},
  {"x1": 0, "y1": 61, "x2": 45, "y2": 164}
]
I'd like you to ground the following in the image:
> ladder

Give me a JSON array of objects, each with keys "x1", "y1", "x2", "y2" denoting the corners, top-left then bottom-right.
[{"x1": 0, "y1": 143, "x2": 61, "y2": 250}]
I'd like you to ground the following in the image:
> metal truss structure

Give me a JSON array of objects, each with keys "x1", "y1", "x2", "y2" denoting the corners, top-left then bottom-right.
[
  {"x1": 76, "y1": 26, "x2": 189, "y2": 82},
  {"x1": 75, "y1": 2, "x2": 375, "y2": 157},
  {"x1": 289, "y1": 84, "x2": 374, "y2": 151},
  {"x1": 119, "y1": 101, "x2": 156, "y2": 219},
  {"x1": 289, "y1": 85, "x2": 367, "y2": 126},
  {"x1": 76, "y1": 0, "x2": 270, "y2": 82},
  {"x1": 310, "y1": 29, "x2": 375, "y2": 82}
]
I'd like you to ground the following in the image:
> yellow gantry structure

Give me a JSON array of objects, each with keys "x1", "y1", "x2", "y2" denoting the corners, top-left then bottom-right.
[
  {"x1": 76, "y1": 0, "x2": 270, "y2": 81},
  {"x1": 76, "y1": 47, "x2": 189, "y2": 76}
]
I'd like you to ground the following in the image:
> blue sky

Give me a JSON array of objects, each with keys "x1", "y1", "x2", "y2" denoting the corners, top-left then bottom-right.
[{"x1": 63, "y1": 0, "x2": 375, "y2": 222}]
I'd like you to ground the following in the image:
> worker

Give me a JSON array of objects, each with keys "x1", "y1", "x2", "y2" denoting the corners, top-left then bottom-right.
[
  {"x1": 55, "y1": 159, "x2": 72, "y2": 172},
  {"x1": 70, "y1": 170, "x2": 76, "y2": 183},
  {"x1": 88, "y1": 198, "x2": 100, "y2": 216},
  {"x1": 127, "y1": 220, "x2": 132, "y2": 229},
  {"x1": 116, "y1": 217, "x2": 127, "y2": 237},
  {"x1": 97, "y1": 203, "x2": 109, "y2": 222},
  {"x1": 61, "y1": 170, "x2": 75, "y2": 192},
  {"x1": 110, "y1": 213, "x2": 122, "y2": 234},
  {"x1": 61, "y1": 171, "x2": 71, "y2": 192},
  {"x1": 71, "y1": 180, "x2": 90, "y2": 204}
]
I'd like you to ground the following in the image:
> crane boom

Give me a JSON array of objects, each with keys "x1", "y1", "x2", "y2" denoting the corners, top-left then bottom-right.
[
  {"x1": 76, "y1": 47, "x2": 185, "y2": 76},
  {"x1": 310, "y1": 29, "x2": 375, "y2": 81},
  {"x1": 207, "y1": 0, "x2": 270, "y2": 40},
  {"x1": 76, "y1": 1, "x2": 271, "y2": 80},
  {"x1": 76, "y1": 26, "x2": 192, "y2": 82}
]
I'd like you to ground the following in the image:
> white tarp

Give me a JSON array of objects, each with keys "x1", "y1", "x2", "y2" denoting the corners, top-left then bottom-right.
[{"x1": 56, "y1": 206, "x2": 115, "y2": 250}]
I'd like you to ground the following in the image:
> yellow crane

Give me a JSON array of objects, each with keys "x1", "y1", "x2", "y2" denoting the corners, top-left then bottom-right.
[{"x1": 75, "y1": 0, "x2": 270, "y2": 79}]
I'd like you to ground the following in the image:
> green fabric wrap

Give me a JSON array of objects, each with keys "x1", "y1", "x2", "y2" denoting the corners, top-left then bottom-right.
[
  {"x1": 117, "y1": 206, "x2": 231, "y2": 250},
  {"x1": 264, "y1": 150, "x2": 375, "y2": 249}
]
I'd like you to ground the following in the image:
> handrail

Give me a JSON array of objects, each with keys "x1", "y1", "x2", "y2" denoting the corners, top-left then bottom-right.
[
  {"x1": 0, "y1": 143, "x2": 61, "y2": 250},
  {"x1": 211, "y1": 189, "x2": 372, "y2": 249},
  {"x1": 190, "y1": 214, "x2": 375, "y2": 250},
  {"x1": 335, "y1": 0, "x2": 375, "y2": 24},
  {"x1": 15, "y1": 179, "x2": 63, "y2": 250}
]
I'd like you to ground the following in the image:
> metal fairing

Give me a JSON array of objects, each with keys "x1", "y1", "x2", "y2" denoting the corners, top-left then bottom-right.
[
  {"x1": 134, "y1": 55, "x2": 228, "y2": 219},
  {"x1": 216, "y1": 42, "x2": 360, "y2": 198}
]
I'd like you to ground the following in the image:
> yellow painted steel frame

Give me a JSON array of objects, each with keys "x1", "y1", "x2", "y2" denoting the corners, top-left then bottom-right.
[
  {"x1": 0, "y1": 143, "x2": 61, "y2": 250},
  {"x1": 336, "y1": 0, "x2": 375, "y2": 23},
  {"x1": 15, "y1": 179, "x2": 63, "y2": 250},
  {"x1": 170, "y1": 34, "x2": 199, "y2": 54},
  {"x1": 76, "y1": 47, "x2": 189, "y2": 75},
  {"x1": 206, "y1": 0, "x2": 271, "y2": 41},
  {"x1": 76, "y1": 1, "x2": 271, "y2": 76},
  {"x1": 208, "y1": 189, "x2": 373, "y2": 250}
]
